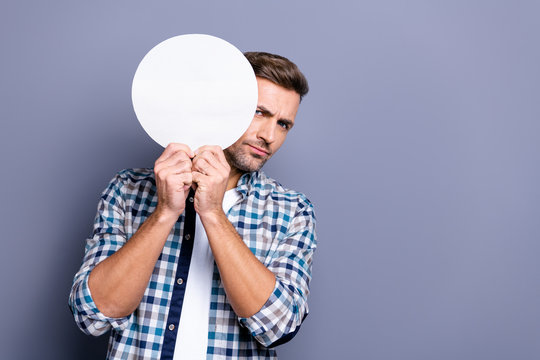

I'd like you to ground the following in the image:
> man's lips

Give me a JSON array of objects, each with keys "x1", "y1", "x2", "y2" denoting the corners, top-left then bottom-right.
[{"x1": 247, "y1": 144, "x2": 270, "y2": 156}]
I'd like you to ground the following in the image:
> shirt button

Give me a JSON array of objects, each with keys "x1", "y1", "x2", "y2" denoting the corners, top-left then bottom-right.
[
  {"x1": 185, "y1": 234, "x2": 191, "y2": 240},
  {"x1": 169, "y1": 324, "x2": 175, "y2": 331},
  {"x1": 177, "y1": 278, "x2": 184, "y2": 285},
  {"x1": 188, "y1": 197, "x2": 194, "y2": 203}
]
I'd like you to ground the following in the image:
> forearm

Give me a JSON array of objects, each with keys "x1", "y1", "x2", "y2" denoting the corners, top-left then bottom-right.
[
  {"x1": 88, "y1": 208, "x2": 178, "y2": 318},
  {"x1": 201, "y1": 210, "x2": 276, "y2": 318}
]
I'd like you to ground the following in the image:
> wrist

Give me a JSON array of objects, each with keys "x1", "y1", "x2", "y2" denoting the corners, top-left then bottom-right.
[
  {"x1": 199, "y1": 208, "x2": 226, "y2": 226},
  {"x1": 153, "y1": 206, "x2": 182, "y2": 225}
]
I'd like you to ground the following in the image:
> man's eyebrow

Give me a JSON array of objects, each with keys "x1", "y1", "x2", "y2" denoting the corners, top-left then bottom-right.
[
  {"x1": 257, "y1": 105, "x2": 294, "y2": 128},
  {"x1": 257, "y1": 105, "x2": 275, "y2": 117}
]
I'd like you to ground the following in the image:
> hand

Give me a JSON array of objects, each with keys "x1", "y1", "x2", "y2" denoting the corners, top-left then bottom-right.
[
  {"x1": 191, "y1": 145, "x2": 231, "y2": 218},
  {"x1": 153, "y1": 143, "x2": 194, "y2": 220}
]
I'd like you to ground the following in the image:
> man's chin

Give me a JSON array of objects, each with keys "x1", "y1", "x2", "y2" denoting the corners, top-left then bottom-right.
[
  {"x1": 238, "y1": 158, "x2": 267, "y2": 173},
  {"x1": 240, "y1": 160, "x2": 265, "y2": 173},
  {"x1": 225, "y1": 147, "x2": 269, "y2": 173}
]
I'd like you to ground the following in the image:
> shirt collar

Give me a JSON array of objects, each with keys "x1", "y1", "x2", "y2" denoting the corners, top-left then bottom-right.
[{"x1": 235, "y1": 170, "x2": 264, "y2": 198}]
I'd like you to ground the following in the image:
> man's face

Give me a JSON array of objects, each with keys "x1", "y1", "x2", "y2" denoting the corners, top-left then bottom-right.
[{"x1": 225, "y1": 77, "x2": 301, "y2": 172}]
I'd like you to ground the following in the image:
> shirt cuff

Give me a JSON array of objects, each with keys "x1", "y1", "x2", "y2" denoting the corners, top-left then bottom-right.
[
  {"x1": 76, "y1": 270, "x2": 132, "y2": 333},
  {"x1": 238, "y1": 278, "x2": 303, "y2": 347}
]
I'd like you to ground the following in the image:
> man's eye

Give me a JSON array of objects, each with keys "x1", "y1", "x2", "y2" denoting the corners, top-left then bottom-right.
[
  {"x1": 278, "y1": 121, "x2": 289, "y2": 130},
  {"x1": 255, "y1": 110, "x2": 263, "y2": 116}
]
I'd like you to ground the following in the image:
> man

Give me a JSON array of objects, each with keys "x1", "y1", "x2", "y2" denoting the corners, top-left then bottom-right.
[{"x1": 69, "y1": 52, "x2": 317, "y2": 359}]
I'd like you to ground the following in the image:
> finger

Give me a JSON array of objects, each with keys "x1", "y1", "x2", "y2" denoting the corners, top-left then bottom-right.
[
  {"x1": 197, "y1": 149, "x2": 224, "y2": 168},
  {"x1": 213, "y1": 146, "x2": 228, "y2": 165},
  {"x1": 191, "y1": 157, "x2": 208, "y2": 175},
  {"x1": 155, "y1": 143, "x2": 194, "y2": 165},
  {"x1": 155, "y1": 144, "x2": 179, "y2": 165},
  {"x1": 157, "y1": 171, "x2": 192, "y2": 192},
  {"x1": 193, "y1": 145, "x2": 211, "y2": 156},
  {"x1": 156, "y1": 162, "x2": 191, "y2": 181},
  {"x1": 194, "y1": 145, "x2": 222, "y2": 160},
  {"x1": 166, "y1": 151, "x2": 192, "y2": 169},
  {"x1": 192, "y1": 154, "x2": 219, "y2": 174},
  {"x1": 191, "y1": 170, "x2": 209, "y2": 185},
  {"x1": 175, "y1": 172, "x2": 193, "y2": 187},
  {"x1": 158, "y1": 160, "x2": 192, "y2": 180},
  {"x1": 195, "y1": 145, "x2": 228, "y2": 171},
  {"x1": 155, "y1": 152, "x2": 192, "y2": 173}
]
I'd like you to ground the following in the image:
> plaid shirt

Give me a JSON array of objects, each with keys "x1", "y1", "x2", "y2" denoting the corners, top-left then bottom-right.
[{"x1": 69, "y1": 168, "x2": 317, "y2": 359}]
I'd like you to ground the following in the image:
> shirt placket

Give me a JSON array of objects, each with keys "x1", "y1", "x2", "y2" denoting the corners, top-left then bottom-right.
[{"x1": 160, "y1": 188, "x2": 196, "y2": 360}]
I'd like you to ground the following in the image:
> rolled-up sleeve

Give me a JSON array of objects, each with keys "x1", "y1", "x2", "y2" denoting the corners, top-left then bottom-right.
[
  {"x1": 239, "y1": 199, "x2": 317, "y2": 347},
  {"x1": 68, "y1": 172, "x2": 132, "y2": 336}
]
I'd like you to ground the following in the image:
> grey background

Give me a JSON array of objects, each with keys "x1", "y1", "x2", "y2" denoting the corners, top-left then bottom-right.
[{"x1": 1, "y1": 1, "x2": 539, "y2": 359}]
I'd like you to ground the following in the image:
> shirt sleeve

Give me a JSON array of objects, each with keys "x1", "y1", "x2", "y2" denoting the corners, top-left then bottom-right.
[
  {"x1": 68, "y1": 171, "x2": 132, "y2": 336},
  {"x1": 238, "y1": 198, "x2": 317, "y2": 347}
]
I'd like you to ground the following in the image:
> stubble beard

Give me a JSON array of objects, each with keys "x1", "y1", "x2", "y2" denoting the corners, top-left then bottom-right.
[{"x1": 224, "y1": 142, "x2": 270, "y2": 173}]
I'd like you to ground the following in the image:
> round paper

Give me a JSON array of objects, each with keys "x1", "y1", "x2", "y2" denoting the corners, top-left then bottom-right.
[{"x1": 132, "y1": 34, "x2": 257, "y2": 150}]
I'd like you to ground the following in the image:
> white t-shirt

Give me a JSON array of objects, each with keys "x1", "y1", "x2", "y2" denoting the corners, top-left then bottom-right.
[{"x1": 173, "y1": 189, "x2": 242, "y2": 359}]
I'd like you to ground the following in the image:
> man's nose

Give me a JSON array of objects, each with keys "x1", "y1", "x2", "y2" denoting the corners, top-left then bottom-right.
[{"x1": 256, "y1": 120, "x2": 276, "y2": 144}]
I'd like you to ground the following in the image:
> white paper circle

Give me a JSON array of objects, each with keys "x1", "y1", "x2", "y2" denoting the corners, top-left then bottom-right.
[{"x1": 132, "y1": 34, "x2": 257, "y2": 150}]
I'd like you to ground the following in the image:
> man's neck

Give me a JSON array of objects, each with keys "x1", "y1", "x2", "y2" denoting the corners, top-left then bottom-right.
[{"x1": 226, "y1": 167, "x2": 244, "y2": 191}]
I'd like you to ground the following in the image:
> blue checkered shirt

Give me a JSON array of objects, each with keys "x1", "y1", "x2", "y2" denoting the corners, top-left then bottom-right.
[{"x1": 69, "y1": 168, "x2": 317, "y2": 359}]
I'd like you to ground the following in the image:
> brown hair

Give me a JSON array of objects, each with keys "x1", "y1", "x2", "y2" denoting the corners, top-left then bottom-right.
[{"x1": 244, "y1": 52, "x2": 309, "y2": 101}]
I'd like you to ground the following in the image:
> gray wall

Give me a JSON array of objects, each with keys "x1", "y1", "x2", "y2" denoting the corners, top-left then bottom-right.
[{"x1": 1, "y1": 1, "x2": 539, "y2": 359}]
